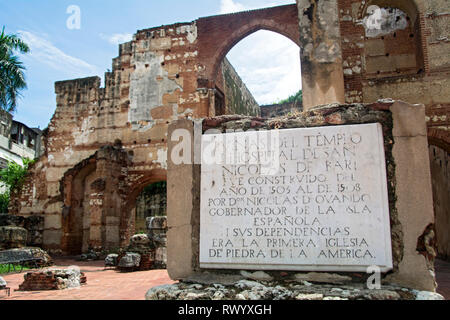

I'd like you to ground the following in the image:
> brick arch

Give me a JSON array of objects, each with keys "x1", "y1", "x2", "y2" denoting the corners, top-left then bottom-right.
[
  {"x1": 428, "y1": 128, "x2": 450, "y2": 153},
  {"x1": 196, "y1": 4, "x2": 300, "y2": 83},
  {"x1": 60, "y1": 157, "x2": 97, "y2": 255},
  {"x1": 120, "y1": 168, "x2": 167, "y2": 246}
]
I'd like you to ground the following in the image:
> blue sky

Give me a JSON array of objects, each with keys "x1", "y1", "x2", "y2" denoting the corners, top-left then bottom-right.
[{"x1": 0, "y1": 0, "x2": 300, "y2": 129}]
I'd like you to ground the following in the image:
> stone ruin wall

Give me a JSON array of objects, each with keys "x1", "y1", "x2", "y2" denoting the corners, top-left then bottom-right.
[
  {"x1": 260, "y1": 101, "x2": 303, "y2": 118},
  {"x1": 135, "y1": 185, "x2": 167, "y2": 234},
  {"x1": 338, "y1": 0, "x2": 449, "y2": 141},
  {"x1": 336, "y1": 0, "x2": 450, "y2": 261},
  {"x1": 10, "y1": 22, "x2": 203, "y2": 254},
  {"x1": 9, "y1": 18, "x2": 264, "y2": 255},
  {"x1": 8, "y1": 0, "x2": 450, "y2": 256},
  {"x1": 218, "y1": 58, "x2": 260, "y2": 116}
]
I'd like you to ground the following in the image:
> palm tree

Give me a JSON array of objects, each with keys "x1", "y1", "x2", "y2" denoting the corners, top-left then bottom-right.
[{"x1": 0, "y1": 26, "x2": 30, "y2": 113}]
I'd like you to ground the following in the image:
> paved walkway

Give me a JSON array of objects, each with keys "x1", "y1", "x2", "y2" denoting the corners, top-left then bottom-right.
[
  {"x1": 0, "y1": 258, "x2": 176, "y2": 300},
  {"x1": 1, "y1": 258, "x2": 449, "y2": 300}
]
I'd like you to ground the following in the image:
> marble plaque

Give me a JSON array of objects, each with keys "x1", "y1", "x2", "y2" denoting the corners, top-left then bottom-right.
[{"x1": 200, "y1": 123, "x2": 393, "y2": 272}]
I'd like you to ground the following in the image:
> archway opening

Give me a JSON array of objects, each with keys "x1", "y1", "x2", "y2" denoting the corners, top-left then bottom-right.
[
  {"x1": 120, "y1": 169, "x2": 167, "y2": 247},
  {"x1": 126, "y1": 179, "x2": 168, "y2": 269},
  {"x1": 134, "y1": 181, "x2": 167, "y2": 234},
  {"x1": 63, "y1": 161, "x2": 96, "y2": 256},
  {"x1": 213, "y1": 30, "x2": 302, "y2": 118},
  {"x1": 361, "y1": 1, "x2": 424, "y2": 78}
]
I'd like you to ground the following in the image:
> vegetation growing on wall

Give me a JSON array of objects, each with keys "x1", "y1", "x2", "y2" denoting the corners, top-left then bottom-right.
[
  {"x1": 276, "y1": 89, "x2": 303, "y2": 105},
  {"x1": 141, "y1": 181, "x2": 166, "y2": 197},
  {"x1": 0, "y1": 157, "x2": 34, "y2": 213},
  {"x1": 222, "y1": 59, "x2": 260, "y2": 116}
]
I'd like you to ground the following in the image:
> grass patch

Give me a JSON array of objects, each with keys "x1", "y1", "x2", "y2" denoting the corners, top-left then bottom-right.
[{"x1": 0, "y1": 264, "x2": 30, "y2": 274}]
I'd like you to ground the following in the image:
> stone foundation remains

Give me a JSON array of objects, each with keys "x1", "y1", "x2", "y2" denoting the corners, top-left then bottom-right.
[
  {"x1": 146, "y1": 275, "x2": 444, "y2": 300},
  {"x1": 0, "y1": 214, "x2": 44, "y2": 249},
  {"x1": 18, "y1": 268, "x2": 86, "y2": 291}
]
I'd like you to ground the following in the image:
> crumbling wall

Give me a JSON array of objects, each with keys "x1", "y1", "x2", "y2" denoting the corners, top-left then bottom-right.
[
  {"x1": 9, "y1": 1, "x2": 449, "y2": 258},
  {"x1": 337, "y1": 0, "x2": 449, "y2": 137},
  {"x1": 297, "y1": 0, "x2": 346, "y2": 108},
  {"x1": 10, "y1": 4, "x2": 329, "y2": 254},
  {"x1": 221, "y1": 58, "x2": 260, "y2": 116},
  {"x1": 362, "y1": 7, "x2": 423, "y2": 78},
  {"x1": 337, "y1": 1, "x2": 450, "y2": 247},
  {"x1": 260, "y1": 101, "x2": 303, "y2": 118},
  {"x1": 18, "y1": 269, "x2": 87, "y2": 291},
  {"x1": 135, "y1": 183, "x2": 167, "y2": 234},
  {"x1": 10, "y1": 21, "x2": 206, "y2": 254}
]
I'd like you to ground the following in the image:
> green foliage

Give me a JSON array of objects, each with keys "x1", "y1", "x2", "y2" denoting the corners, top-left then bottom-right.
[
  {"x1": 275, "y1": 89, "x2": 303, "y2": 105},
  {"x1": 0, "y1": 158, "x2": 34, "y2": 213},
  {"x1": 0, "y1": 26, "x2": 30, "y2": 113},
  {"x1": 0, "y1": 158, "x2": 34, "y2": 193},
  {"x1": 142, "y1": 181, "x2": 167, "y2": 196},
  {"x1": 0, "y1": 263, "x2": 30, "y2": 274},
  {"x1": 0, "y1": 192, "x2": 9, "y2": 213}
]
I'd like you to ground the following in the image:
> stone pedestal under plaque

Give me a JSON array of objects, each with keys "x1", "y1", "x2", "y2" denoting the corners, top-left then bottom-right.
[{"x1": 200, "y1": 123, "x2": 393, "y2": 272}]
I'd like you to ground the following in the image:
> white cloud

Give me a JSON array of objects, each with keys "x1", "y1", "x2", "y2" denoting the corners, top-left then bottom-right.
[
  {"x1": 100, "y1": 33, "x2": 133, "y2": 45},
  {"x1": 226, "y1": 30, "x2": 302, "y2": 105},
  {"x1": 18, "y1": 30, "x2": 99, "y2": 78},
  {"x1": 220, "y1": 0, "x2": 246, "y2": 14},
  {"x1": 219, "y1": 0, "x2": 295, "y2": 14}
]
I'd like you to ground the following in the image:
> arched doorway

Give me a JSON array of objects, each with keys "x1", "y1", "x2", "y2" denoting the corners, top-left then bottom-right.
[
  {"x1": 197, "y1": 4, "x2": 300, "y2": 82},
  {"x1": 60, "y1": 144, "x2": 134, "y2": 255},
  {"x1": 215, "y1": 29, "x2": 303, "y2": 118},
  {"x1": 121, "y1": 169, "x2": 167, "y2": 246},
  {"x1": 195, "y1": 4, "x2": 307, "y2": 115},
  {"x1": 211, "y1": 27, "x2": 302, "y2": 118},
  {"x1": 134, "y1": 181, "x2": 167, "y2": 234},
  {"x1": 61, "y1": 160, "x2": 97, "y2": 255}
]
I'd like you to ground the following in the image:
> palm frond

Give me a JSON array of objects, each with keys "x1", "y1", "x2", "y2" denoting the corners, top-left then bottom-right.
[{"x1": 0, "y1": 26, "x2": 29, "y2": 112}]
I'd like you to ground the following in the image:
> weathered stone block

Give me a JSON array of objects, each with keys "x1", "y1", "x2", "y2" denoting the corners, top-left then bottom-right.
[
  {"x1": 155, "y1": 246, "x2": 167, "y2": 269},
  {"x1": 118, "y1": 253, "x2": 141, "y2": 269},
  {"x1": 130, "y1": 234, "x2": 150, "y2": 247},
  {"x1": 0, "y1": 214, "x2": 25, "y2": 227},
  {"x1": 105, "y1": 253, "x2": 119, "y2": 267},
  {"x1": 147, "y1": 216, "x2": 167, "y2": 230},
  {"x1": 42, "y1": 230, "x2": 62, "y2": 246},
  {"x1": 0, "y1": 276, "x2": 6, "y2": 289},
  {"x1": 18, "y1": 267, "x2": 85, "y2": 291},
  {"x1": 0, "y1": 226, "x2": 27, "y2": 249},
  {"x1": 105, "y1": 225, "x2": 120, "y2": 244},
  {"x1": 44, "y1": 215, "x2": 61, "y2": 230}
]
